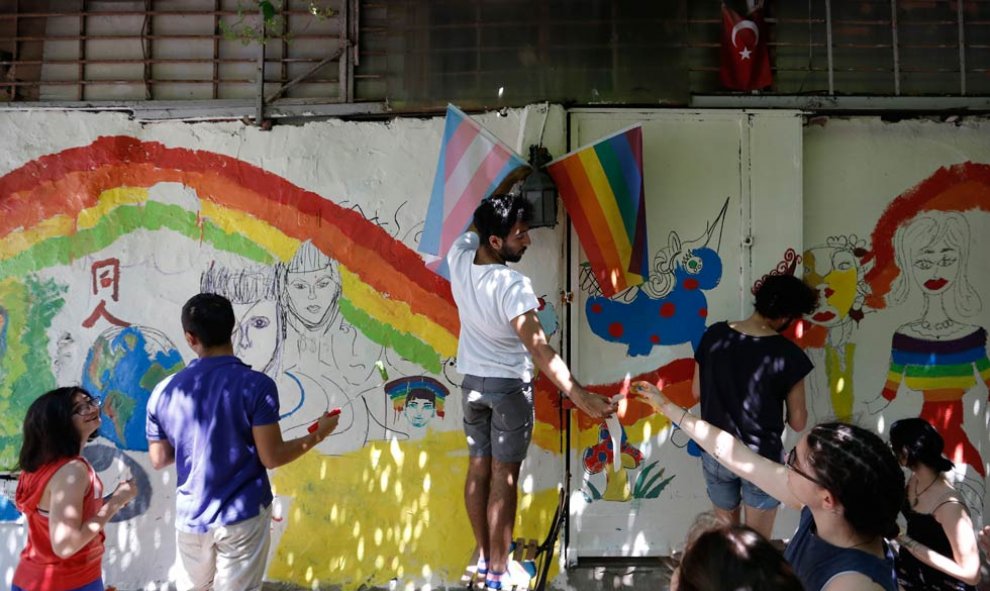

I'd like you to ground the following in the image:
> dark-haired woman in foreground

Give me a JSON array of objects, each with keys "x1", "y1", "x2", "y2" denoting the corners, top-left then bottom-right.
[
  {"x1": 673, "y1": 517, "x2": 804, "y2": 591},
  {"x1": 632, "y1": 381, "x2": 903, "y2": 591},
  {"x1": 13, "y1": 387, "x2": 137, "y2": 591},
  {"x1": 889, "y1": 418, "x2": 980, "y2": 590}
]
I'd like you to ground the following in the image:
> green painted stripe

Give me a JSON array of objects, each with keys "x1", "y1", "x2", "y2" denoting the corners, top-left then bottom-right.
[
  {"x1": 339, "y1": 297, "x2": 441, "y2": 374},
  {"x1": 0, "y1": 202, "x2": 274, "y2": 277},
  {"x1": 903, "y1": 362, "x2": 979, "y2": 378},
  {"x1": 0, "y1": 276, "x2": 64, "y2": 470},
  {"x1": 593, "y1": 141, "x2": 637, "y2": 236}
]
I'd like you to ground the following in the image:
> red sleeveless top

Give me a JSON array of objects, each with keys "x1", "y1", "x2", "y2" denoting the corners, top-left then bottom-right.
[{"x1": 13, "y1": 456, "x2": 104, "y2": 591}]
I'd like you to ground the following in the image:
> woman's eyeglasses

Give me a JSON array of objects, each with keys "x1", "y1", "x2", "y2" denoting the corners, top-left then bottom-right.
[
  {"x1": 73, "y1": 398, "x2": 101, "y2": 416},
  {"x1": 786, "y1": 446, "x2": 827, "y2": 488}
]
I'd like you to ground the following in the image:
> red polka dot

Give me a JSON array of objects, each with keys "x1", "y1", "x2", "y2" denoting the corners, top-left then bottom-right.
[
  {"x1": 650, "y1": 335, "x2": 660, "y2": 344},
  {"x1": 699, "y1": 308, "x2": 708, "y2": 318},
  {"x1": 683, "y1": 278, "x2": 699, "y2": 290},
  {"x1": 591, "y1": 303, "x2": 603, "y2": 314},
  {"x1": 608, "y1": 322, "x2": 624, "y2": 338},
  {"x1": 660, "y1": 303, "x2": 676, "y2": 317}
]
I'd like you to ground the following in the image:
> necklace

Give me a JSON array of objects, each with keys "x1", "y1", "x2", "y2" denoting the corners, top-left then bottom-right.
[{"x1": 912, "y1": 475, "x2": 939, "y2": 508}]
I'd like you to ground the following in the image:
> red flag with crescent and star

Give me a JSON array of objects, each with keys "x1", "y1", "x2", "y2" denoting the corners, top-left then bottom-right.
[{"x1": 720, "y1": 1, "x2": 772, "y2": 91}]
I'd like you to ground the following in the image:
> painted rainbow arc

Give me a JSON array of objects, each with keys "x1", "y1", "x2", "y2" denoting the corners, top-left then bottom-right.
[{"x1": 0, "y1": 136, "x2": 458, "y2": 371}]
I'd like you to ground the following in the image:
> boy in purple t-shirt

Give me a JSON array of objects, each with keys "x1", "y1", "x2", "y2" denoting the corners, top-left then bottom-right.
[{"x1": 147, "y1": 293, "x2": 339, "y2": 591}]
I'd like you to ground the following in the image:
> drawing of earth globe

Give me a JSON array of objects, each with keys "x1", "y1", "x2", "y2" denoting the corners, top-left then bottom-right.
[{"x1": 82, "y1": 325, "x2": 184, "y2": 451}]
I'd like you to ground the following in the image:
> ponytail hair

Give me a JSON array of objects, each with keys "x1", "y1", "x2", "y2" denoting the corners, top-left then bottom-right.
[{"x1": 890, "y1": 417, "x2": 955, "y2": 473}]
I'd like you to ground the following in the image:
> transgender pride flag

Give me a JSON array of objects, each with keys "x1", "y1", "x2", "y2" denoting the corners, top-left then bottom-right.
[{"x1": 419, "y1": 105, "x2": 529, "y2": 269}]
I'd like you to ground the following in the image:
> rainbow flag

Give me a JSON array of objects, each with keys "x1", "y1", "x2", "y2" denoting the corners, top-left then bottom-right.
[
  {"x1": 419, "y1": 105, "x2": 529, "y2": 268},
  {"x1": 547, "y1": 125, "x2": 648, "y2": 298}
]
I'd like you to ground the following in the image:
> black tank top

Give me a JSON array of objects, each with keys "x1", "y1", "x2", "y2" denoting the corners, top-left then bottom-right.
[{"x1": 897, "y1": 495, "x2": 975, "y2": 591}]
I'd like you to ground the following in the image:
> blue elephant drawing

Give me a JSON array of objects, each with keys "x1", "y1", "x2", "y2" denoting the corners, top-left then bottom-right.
[{"x1": 586, "y1": 198, "x2": 728, "y2": 356}]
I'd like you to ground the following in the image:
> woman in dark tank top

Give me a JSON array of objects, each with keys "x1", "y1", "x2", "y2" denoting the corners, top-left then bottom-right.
[{"x1": 889, "y1": 418, "x2": 981, "y2": 590}]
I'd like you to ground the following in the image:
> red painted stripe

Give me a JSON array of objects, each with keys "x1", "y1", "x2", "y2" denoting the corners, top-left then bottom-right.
[
  {"x1": 0, "y1": 137, "x2": 460, "y2": 334},
  {"x1": 548, "y1": 160, "x2": 617, "y2": 296},
  {"x1": 557, "y1": 154, "x2": 625, "y2": 295},
  {"x1": 443, "y1": 119, "x2": 481, "y2": 182}
]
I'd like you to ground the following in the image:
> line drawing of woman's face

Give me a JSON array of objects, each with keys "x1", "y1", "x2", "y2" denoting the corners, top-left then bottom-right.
[
  {"x1": 285, "y1": 267, "x2": 339, "y2": 329},
  {"x1": 889, "y1": 210, "x2": 981, "y2": 319},
  {"x1": 911, "y1": 236, "x2": 959, "y2": 295},
  {"x1": 233, "y1": 299, "x2": 279, "y2": 371}
]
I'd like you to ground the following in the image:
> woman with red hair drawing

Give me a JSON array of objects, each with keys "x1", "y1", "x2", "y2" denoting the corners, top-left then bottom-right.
[{"x1": 877, "y1": 211, "x2": 988, "y2": 478}]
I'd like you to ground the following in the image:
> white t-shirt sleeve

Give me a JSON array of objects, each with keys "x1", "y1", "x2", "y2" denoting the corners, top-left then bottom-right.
[
  {"x1": 501, "y1": 274, "x2": 540, "y2": 323},
  {"x1": 447, "y1": 231, "x2": 479, "y2": 265}
]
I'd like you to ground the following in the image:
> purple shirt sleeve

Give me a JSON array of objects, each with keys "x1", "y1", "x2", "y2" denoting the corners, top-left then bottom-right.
[{"x1": 251, "y1": 375, "x2": 280, "y2": 426}]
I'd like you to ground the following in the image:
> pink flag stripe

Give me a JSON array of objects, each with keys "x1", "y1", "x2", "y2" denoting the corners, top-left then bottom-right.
[
  {"x1": 438, "y1": 147, "x2": 512, "y2": 252},
  {"x1": 443, "y1": 131, "x2": 506, "y2": 219},
  {"x1": 443, "y1": 119, "x2": 481, "y2": 182}
]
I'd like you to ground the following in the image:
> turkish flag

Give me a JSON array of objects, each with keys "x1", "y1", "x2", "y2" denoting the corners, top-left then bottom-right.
[{"x1": 720, "y1": 1, "x2": 772, "y2": 91}]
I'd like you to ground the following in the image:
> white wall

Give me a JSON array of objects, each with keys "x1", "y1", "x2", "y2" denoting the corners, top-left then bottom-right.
[
  {"x1": 0, "y1": 104, "x2": 569, "y2": 590},
  {"x1": 1, "y1": 107, "x2": 987, "y2": 589}
]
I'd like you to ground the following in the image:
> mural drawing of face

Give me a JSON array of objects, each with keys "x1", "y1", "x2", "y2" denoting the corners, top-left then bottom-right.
[
  {"x1": 286, "y1": 267, "x2": 340, "y2": 329},
  {"x1": 283, "y1": 241, "x2": 341, "y2": 332},
  {"x1": 233, "y1": 298, "x2": 279, "y2": 372},
  {"x1": 386, "y1": 376, "x2": 447, "y2": 429},
  {"x1": 200, "y1": 262, "x2": 283, "y2": 377},
  {"x1": 404, "y1": 391, "x2": 436, "y2": 428},
  {"x1": 911, "y1": 236, "x2": 959, "y2": 296},
  {"x1": 890, "y1": 211, "x2": 978, "y2": 318},
  {"x1": 803, "y1": 239, "x2": 869, "y2": 328}
]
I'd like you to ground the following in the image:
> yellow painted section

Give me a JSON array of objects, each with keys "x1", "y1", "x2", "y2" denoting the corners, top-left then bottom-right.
[
  {"x1": 339, "y1": 267, "x2": 458, "y2": 357},
  {"x1": 826, "y1": 344, "x2": 855, "y2": 422},
  {"x1": 0, "y1": 215, "x2": 74, "y2": 260},
  {"x1": 624, "y1": 412, "x2": 671, "y2": 447},
  {"x1": 904, "y1": 375, "x2": 976, "y2": 390},
  {"x1": 200, "y1": 200, "x2": 300, "y2": 262},
  {"x1": 531, "y1": 421, "x2": 564, "y2": 453},
  {"x1": 77, "y1": 187, "x2": 149, "y2": 230},
  {"x1": 268, "y1": 430, "x2": 560, "y2": 589}
]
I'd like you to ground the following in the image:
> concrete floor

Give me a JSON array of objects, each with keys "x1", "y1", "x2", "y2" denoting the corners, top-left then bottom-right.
[{"x1": 562, "y1": 558, "x2": 675, "y2": 591}]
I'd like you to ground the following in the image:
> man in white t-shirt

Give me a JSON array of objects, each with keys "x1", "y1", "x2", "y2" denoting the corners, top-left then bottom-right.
[{"x1": 447, "y1": 194, "x2": 617, "y2": 591}]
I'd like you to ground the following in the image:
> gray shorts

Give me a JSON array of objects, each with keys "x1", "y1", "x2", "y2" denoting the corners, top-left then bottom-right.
[{"x1": 461, "y1": 375, "x2": 534, "y2": 463}]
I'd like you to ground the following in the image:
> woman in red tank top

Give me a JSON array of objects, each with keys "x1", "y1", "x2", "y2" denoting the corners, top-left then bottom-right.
[{"x1": 13, "y1": 387, "x2": 138, "y2": 591}]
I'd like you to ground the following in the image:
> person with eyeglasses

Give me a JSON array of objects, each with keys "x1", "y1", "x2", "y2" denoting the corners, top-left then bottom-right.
[
  {"x1": 632, "y1": 381, "x2": 904, "y2": 591},
  {"x1": 12, "y1": 387, "x2": 139, "y2": 591}
]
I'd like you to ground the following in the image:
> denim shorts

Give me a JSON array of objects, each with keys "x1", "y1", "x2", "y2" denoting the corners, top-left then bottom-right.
[
  {"x1": 461, "y1": 375, "x2": 534, "y2": 463},
  {"x1": 701, "y1": 451, "x2": 780, "y2": 511}
]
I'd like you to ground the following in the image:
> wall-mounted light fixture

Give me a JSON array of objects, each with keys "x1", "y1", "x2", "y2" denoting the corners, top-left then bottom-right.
[{"x1": 521, "y1": 144, "x2": 558, "y2": 228}]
